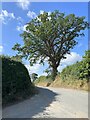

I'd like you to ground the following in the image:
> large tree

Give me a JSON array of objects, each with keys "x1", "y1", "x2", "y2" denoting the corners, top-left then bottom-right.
[{"x1": 12, "y1": 10, "x2": 88, "y2": 80}]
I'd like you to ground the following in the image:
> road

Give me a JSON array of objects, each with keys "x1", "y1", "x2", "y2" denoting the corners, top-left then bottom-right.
[{"x1": 2, "y1": 86, "x2": 88, "y2": 118}]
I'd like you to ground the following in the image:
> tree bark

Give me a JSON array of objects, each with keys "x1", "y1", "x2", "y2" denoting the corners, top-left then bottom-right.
[{"x1": 51, "y1": 65, "x2": 58, "y2": 81}]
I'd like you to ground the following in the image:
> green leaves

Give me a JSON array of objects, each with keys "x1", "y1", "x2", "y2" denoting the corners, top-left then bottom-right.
[
  {"x1": 12, "y1": 10, "x2": 88, "y2": 79},
  {"x1": 61, "y1": 50, "x2": 90, "y2": 81}
]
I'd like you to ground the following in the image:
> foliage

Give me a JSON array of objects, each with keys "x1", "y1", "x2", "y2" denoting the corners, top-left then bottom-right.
[
  {"x1": 34, "y1": 75, "x2": 52, "y2": 84},
  {"x1": 36, "y1": 76, "x2": 47, "y2": 83},
  {"x1": 2, "y1": 56, "x2": 36, "y2": 105},
  {"x1": 12, "y1": 10, "x2": 88, "y2": 80},
  {"x1": 60, "y1": 50, "x2": 90, "y2": 82},
  {"x1": 79, "y1": 50, "x2": 90, "y2": 81},
  {"x1": 1, "y1": 54, "x2": 22, "y2": 62},
  {"x1": 61, "y1": 62, "x2": 81, "y2": 80},
  {"x1": 11, "y1": 55, "x2": 22, "y2": 62}
]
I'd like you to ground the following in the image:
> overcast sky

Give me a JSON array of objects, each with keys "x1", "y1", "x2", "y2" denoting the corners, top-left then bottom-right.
[{"x1": 0, "y1": 1, "x2": 88, "y2": 76}]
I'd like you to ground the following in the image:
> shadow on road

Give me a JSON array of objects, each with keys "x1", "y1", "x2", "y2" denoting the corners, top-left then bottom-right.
[{"x1": 2, "y1": 86, "x2": 58, "y2": 118}]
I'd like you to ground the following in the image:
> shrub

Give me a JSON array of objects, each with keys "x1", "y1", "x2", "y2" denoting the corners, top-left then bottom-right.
[
  {"x1": 61, "y1": 50, "x2": 90, "y2": 82},
  {"x1": 2, "y1": 56, "x2": 35, "y2": 105}
]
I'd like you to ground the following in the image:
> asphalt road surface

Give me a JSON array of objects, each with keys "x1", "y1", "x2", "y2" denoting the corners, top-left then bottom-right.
[{"x1": 2, "y1": 86, "x2": 88, "y2": 118}]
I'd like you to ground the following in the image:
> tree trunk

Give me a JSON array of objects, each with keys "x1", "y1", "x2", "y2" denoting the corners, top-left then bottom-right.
[{"x1": 51, "y1": 66, "x2": 58, "y2": 81}]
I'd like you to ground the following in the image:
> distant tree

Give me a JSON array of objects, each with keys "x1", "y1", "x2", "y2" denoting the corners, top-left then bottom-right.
[
  {"x1": 12, "y1": 10, "x2": 88, "y2": 80},
  {"x1": 31, "y1": 73, "x2": 38, "y2": 82}
]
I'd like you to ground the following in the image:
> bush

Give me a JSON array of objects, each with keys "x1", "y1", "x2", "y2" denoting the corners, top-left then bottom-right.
[
  {"x1": 60, "y1": 60, "x2": 89, "y2": 82},
  {"x1": 60, "y1": 50, "x2": 90, "y2": 82},
  {"x1": 2, "y1": 56, "x2": 36, "y2": 105}
]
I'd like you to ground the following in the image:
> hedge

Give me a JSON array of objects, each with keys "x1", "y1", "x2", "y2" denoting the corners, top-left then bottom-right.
[{"x1": 2, "y1": 56, "x2": 35, "y2": 105}]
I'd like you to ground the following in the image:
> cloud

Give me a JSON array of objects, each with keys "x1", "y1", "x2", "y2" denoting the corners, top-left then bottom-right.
[
  {"x1": 16, "y1": 24, "x2": 28, "y2": 31},
  {"x1": 17, "y1": 16, "x2": 23, "y2": 25},
  {"x1": 0, "y1": 45, "x2": 3, "y2": 54},
  {"x1": 17, "y1": 0, "x2": 30, "y2": 10},
  {"x1": 61, "y1": 52, "x2": 82, "y2": 65},
  {"x1": 16, "y1": 16, "x2": 26, "y2": 31},
  {"x1": 58, "y1": 52, "x2": 82, "y2": 72},
  {"x1": 0, "y1": 10, "x2": 15, "y2": 24},
  {"x1": 25, "y1": 63, "x2": 41, "y2": 75},
  {"x1": 27, "y1": 11, "x2": 37, "y2": 19},
  {"x1": 58, "y1": 64, "x2": 67, "y2": 73}
]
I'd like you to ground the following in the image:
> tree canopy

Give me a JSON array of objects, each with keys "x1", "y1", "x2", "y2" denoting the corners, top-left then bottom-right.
[{"x1": 12, "y1": 10, "x2": 88, "y2": 80}]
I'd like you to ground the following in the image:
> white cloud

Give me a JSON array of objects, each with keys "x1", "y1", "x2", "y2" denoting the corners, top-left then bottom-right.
[
  {"x1": 61, "y1": 52, "x2": 82, "y2": 65},
  {"x1": 0, "y1": 45, "x2": 3, "y2": 54},
  {"x1": 17, "y1": 16, "x2": 23, "y2": 24},
  {"x1": 0, "y1": 10, "x2": 15, "y2": 24},
  {"x1": 16, "y1": 24, "x2": 28, "y2": 31},
  {"x1": 58, "y1": 52, "x2": 82, "y2": 72},
  {"x1": 27, "y1": 11, "x2": 37, "y2": 19},
  {"x1": 58, "y1": 64, "x2": 67, "y2": 73},
  {"x1": 17, "y1": 0, "x2": 30, "y2": 10},
  {"x1": 16, "y1": 16, "x2": 25, "y2": 31},
  {"x1": 16, "y1": 26, "x2": 23, "y2": 31},
  {"x1": 25, "y1": 63, "x2": 41, "y2": 75}
]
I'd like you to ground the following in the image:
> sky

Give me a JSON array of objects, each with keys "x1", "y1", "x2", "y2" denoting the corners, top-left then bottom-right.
[{"x1": 0, "y1": 1, "x2": 88, "y2": 76}]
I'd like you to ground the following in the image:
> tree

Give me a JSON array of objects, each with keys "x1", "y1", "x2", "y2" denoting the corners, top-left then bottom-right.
[
  {"x1": 12, "y1": 10, "x2": 88, "y2": 80},
  {"x1": 31, "y1": 73, "x2": 38, "y2": 82}
]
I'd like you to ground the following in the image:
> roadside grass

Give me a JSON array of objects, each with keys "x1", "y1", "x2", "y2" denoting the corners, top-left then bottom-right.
[
  {"x1": 34, "y1": 75, "x2": 89, "y2": 91},
  {"x1": 50, "y1": 75, "x2": 89, "y2": 91}
]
